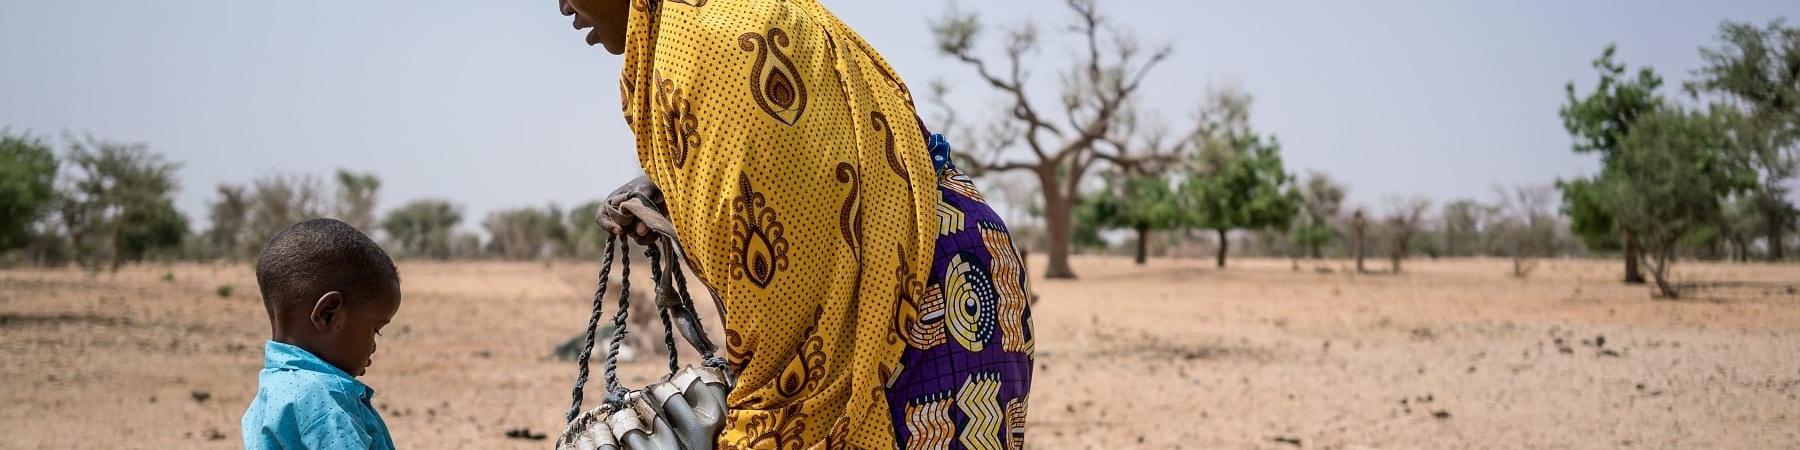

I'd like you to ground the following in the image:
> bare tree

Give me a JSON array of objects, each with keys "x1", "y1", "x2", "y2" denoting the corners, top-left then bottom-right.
[
  {"x1": 1294, "y1": 171, "x2": 1346, "y2": 259},
  {"x1": 482, "y1": 204, "x2": 570, "y2": 260},
  {"x1": 930, "y1": 0, "x2": 1184, "y2": 278},
  {"x1": 1493, "y1": 184, "x2": 1557, "y2": 277},
  {"x1": 206, "y1": 172, "x2": 370, "y2": 261},
  {"x1": 207, "y1": 183, "x2": 251, "y2": 260},
  {"x1": 245, "y1": 174, "x2": 327, "y2": 251},
  {"x1": 451, "y1": 231, "x2": 484, "y2": 260},
  {"x1": 333, "y1": 169, "x2": 381, "y2": 232},
  {"x1": 1438, "y1": 198, "x2": 1488, "y2": 257},
  {"x1": 1382, "y1": 196, "x2": 1432, "y2": 273},
  {"x1": 1351, "y1": 208, "x2": 1368, "y2": 273}
]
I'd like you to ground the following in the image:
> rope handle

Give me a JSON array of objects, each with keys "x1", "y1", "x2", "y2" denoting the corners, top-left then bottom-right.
[
  {"x1": 565, "y1": 196, "x2": 726, "y2": 424},
  {"x1": 565, "y1": 235, "x2": 617, "y2": 423}
]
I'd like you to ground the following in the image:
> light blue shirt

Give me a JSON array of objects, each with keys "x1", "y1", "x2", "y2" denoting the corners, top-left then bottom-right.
[{"x1": 242, "y1": 341, "x2": 394, "y2": 450}]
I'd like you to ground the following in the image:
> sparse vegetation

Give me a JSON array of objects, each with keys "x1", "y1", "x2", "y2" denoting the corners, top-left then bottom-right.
[{"x1": 0, "y1": 14, "x2": 1788, "y2": 300}]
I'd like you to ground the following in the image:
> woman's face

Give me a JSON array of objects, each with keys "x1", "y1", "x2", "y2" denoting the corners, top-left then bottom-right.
[{"x1": 561, "y1": 0, "x2": 630, "y2": 55}]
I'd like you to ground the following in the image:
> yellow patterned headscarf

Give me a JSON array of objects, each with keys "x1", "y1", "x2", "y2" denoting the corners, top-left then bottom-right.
[{"x1": 617, "y1": 0, "x2": 936, "y2": 447}]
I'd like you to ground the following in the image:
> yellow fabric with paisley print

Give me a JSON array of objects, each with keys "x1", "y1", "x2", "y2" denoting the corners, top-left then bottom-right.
[{"x1": 617, "y1": 0, "x2": 936, "y2": 448}]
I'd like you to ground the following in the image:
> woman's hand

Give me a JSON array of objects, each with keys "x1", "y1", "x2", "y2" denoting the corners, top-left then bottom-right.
[{"x1": 597, "y1": 176, "x2": 668, "y2": 245}]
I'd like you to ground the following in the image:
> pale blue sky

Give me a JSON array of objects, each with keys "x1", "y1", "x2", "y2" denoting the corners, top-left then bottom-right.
[{"x1": 2, "y1": 1, "x2": 1793, "y2": 232}]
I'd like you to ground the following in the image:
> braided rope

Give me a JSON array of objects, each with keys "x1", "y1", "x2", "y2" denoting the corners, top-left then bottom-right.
[
  {"x1": 644, "y1": 242, "x2": 683, "y2": 374},
  {"x1": 659, "y1": 308, "x2": 680, "y2": 373},
  {"x1": 566, "y1": 198, "x2": 732, "y2": 421},
  {"x1": 601, "y1": 242, "x2": 634, "y2": 405},
  {"x1": 565, "y1": 236, "x2": 617, "y2": 423}
]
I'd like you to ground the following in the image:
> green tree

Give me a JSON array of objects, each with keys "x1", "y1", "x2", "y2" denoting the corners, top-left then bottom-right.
[
  {"x1": 333, "y1": 169, "x2": 382, "y2": 232},
  {"x1": 1688, "y1": 19, "x2": 1800, "y2": 261},
  {"x1": 382, "y1": 199, "x2": 462, "y2": 260},
  {"x1": 1292, "y1": 171, "x2": 1345, "y2": 259},
  {"x1": 1066, "y1": 196, "x2": 1108, "y2": 252},
  {"x1": 1084, "y1": 172, "x2": 1181, "y2": 264},
  {"x1": 57, "y1": 136, "x2": 187, "y2": 270},
  {"x1": 1559, "y1": 45, "x2": 1664, "y2": 284},
  {"x1": 1606, "y1": 104, "x2": 1756, "y2": 297},
  {"x1": 1556, "y1": 177, "x2": 1622, "y2": 252},
  {"x1": 1179, "y1": 92, "x2": 1300, "y2": 268},
  {"x1": 0, "y1": 131, "x2": 59, "y2": 252},
  {"x1": 115, "y1": 202, "x2": 188, "y2": 263}
]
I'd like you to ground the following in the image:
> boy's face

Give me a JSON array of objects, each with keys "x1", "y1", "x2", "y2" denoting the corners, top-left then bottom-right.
[
  {"x1": 311, "y1": 282, "x2": 401, "y2": 377},
  {"x1": 560, "y1": 0, "x2": 629, "y2": 55}
]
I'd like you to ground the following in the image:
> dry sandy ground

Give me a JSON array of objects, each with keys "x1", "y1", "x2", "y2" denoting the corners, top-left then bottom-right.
[{"x1": 2, "y1": 256, "x2": 1797, "y2": 449}]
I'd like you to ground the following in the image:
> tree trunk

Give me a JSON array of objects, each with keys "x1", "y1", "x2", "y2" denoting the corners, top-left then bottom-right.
[
  {"x1": 1511, "y1": 240, "x2": 1523, "y2": 277},
  {"x1": 69, "y1": 228, "x2": 87, "y2": 268},
  {"x1": 1039, "y1": 169, "x2": 1078, "y2": 279},
  {"x1": 1134, "y1": 224, "x2": 1150, "y2": 265},
  {"x1": 109, "y1": 225, "x2": 124, "y2": 273},
  {"x1": 1768, "y1": 217, "x2": 1786, "y2": 262},
  {"x1": 1622, "y1": 229, "x2": 1646, "y2": 284},
  {"x1": 1647, "y1": 242, "x2": 1678, "y2": 299},
  {"x1": 1215, "y1": 228, "x2": 1229, "y2": 268},
  {"x1": 1353, "y1": 227, "x2": 1365, "y2": 273},
  {"x1": 1309, "y1": 241, "x2": 1321, "y2": 259},
  {"x1": 1391, "y1": 243, "x2": 1403, "y2": 273}
]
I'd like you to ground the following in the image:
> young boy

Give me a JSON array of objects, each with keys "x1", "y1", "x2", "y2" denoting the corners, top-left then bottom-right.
[{"x1": 242, "y1": 218, "x2": 402, "y2": 450}]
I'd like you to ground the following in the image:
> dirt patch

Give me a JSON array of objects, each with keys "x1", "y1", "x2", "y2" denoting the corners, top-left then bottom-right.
[
  {"x1": 1, "y1": 258, "x2": 1797, "y2": 449},
  {"x1": 0, "y1": 313, "x2": 129, "y2": 328}
]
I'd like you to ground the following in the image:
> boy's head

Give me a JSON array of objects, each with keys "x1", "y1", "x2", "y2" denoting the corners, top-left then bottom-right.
[{"x1": 256, "y1": 218, "x2": 401, "y2": 377}]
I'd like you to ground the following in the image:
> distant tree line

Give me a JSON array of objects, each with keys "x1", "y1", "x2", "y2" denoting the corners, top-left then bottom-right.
[
  {"x1": 934, "y1": 5, "x2": 1794, "y2": 296},
  {"x1": 929, "y1": 0, "x2": 1795, "y2": 285},
  {"x1": 0, "y1": 133, "x2": 620, "y2": 269},
  {"x1": 2, "y1": 13, "x2": 1791, "y2": 300}
]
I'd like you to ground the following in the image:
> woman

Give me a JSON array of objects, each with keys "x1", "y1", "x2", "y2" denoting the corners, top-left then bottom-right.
[{"x1": 562, "y1": 0, "x2": 1033, "y2": 448}]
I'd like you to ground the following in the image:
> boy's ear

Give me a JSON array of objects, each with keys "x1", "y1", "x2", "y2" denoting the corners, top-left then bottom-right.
[{"x1": 310, "y1": 291, "x2": 346, "y2": 332}]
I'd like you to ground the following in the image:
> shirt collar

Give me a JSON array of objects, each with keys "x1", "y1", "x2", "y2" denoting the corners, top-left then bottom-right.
[{"x1": 263, "y1": 340, "x2": 373, "y2": 399}]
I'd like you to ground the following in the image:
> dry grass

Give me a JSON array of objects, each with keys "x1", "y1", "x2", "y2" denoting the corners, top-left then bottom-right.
[{"x1": 2, "y1": 257, "x2": 1796, "y2": 449}]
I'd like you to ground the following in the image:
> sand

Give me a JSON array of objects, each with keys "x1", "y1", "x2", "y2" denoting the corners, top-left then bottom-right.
[{"x1": 2, "y1": 256, "x2": 1797, "y2": 449}]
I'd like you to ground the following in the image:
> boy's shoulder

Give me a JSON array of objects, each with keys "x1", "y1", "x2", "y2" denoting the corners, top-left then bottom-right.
[
  {"x1": 244, "y1": 368, "x2": 386, "y2": 449},
  {"x1": 244, "y1": 341, "x2": 391, "y2": 449},
  {"x1": 245, "y1": 367, "x2": 377, "y2": 434},
  {"x1": 253, "y1": 341, "x2": 368, "y2": 404},
  {"x1": 253, "y1": 366, "x2": 368, "y2": 411}
]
